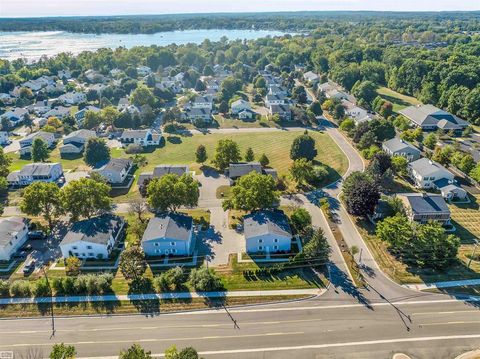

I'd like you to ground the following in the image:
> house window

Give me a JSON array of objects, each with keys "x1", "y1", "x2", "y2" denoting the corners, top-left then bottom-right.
[
  {"x1": 274, "y1": 239, "x2": 278, "y2": 243},
  {"x1": 170, "y1": 242, "x2": 176, "y2": 246},
  {"x1": 88, "y1": 252, "x2": 94, "y2": 257},
  {"x1": 72, "y1": 246, "x2": 78, "y2": 250},
  {"x1": 74, "y1": 253, "x2": 79, "y2": 256},
  {"x1": 171, "y1": 249, "x2": 177, "y2": 254},
  {"x1": 154, "y1": 242, "x2": 159, "y2": 247},
  {"x1": 155, "y1": 249, "x2": 160, "y2": 254},
  {"x1": 258, "y1": 239, "x2": 263, "y2": 243},
  {"x1": 258, "y1": 246, "x2": 263, "y2": 251},
  {"x1": 87, "y1": 246, "x2": 92, "y2": 249},
  {"x1": 274, "y1": 246, "x2": 279, "y2": 250}
]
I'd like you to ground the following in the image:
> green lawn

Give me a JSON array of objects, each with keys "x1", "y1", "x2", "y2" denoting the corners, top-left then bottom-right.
[
  {"x1": 449, "y1": 194, "x2": 480, "y2": 243},
  {"x1": 112, "y1": 130, "x2": 349, "y2": 202},
  {"x1": 376, "y1": 86, "x2": 422, "y2": 113},
  {"x1": 355, "y1": 218, "x2": 480, "y2": 284}
]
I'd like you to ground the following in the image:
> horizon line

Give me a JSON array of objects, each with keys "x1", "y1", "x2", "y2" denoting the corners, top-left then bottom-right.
[{"x1": 1, "y1": 9, "x2": 480, "y2": 20}]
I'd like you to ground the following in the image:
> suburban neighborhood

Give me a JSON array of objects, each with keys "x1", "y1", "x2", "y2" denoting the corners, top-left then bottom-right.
[{"x1": 0, "y1": 7, "x2": 480, "y2": 359}]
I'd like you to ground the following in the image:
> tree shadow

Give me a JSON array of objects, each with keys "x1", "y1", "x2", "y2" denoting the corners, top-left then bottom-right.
[
  {"x1": 128, "y1": 277, "x2": 160, "y2": 316},
  {"x1": 201, "y1": 165, "x2": 220, "y2": 178},
  {"x1": 167, "y1": 136, "x2": 182, "y2": 144},
  {"x1": 328, "y1": 262, "x2": 373, "y2": 310}
]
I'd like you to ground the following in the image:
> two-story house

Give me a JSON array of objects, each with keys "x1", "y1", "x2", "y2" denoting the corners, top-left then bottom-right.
[{"x1": 7, "y1": 163, "x2": 63, "y2": 187}]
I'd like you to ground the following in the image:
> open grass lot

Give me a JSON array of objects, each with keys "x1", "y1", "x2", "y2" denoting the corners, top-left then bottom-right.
[
  {"x1": 355, "y1": 218, "x2": 480, "y2": 284},
  {"x1": 449, "y1": 194, "x2": 480, "y2": 243},
  {"x1": 376, "y1": 86, "x2": 422, "y2": 113},
  {"x1": 215, "y1": 254, "x2": 327, "y2": 291},
  {"x1": 112, "y1": 130, "x2": 348, "y2": 202}
]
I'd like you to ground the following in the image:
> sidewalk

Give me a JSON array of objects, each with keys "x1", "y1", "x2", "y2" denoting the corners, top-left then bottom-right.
[
  {"x1": 403, "y1": 278, "x2": 480, "y2": 291},
  {"x1": 0, "y1": 288, "x2": 323, "y2": 305}
]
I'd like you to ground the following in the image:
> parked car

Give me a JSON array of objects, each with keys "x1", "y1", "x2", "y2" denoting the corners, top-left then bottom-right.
[
  {"x1": 28, "y1": 230, "x2": 46, "y2": 240},
  {"x1": 21, "y1": 243, "x2": 33, "y2": 252},
  {"x1": 13, "y1": 250, "x2": 27, "y2": 259},
  {"x1": 23, "y1": 259, "x2": 36, "y2": 275}
]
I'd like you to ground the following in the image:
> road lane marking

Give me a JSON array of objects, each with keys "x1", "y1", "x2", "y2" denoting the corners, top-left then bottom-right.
[
  {"x1": 419, "y1": 321, "x2": 480, "y2": 327},
  {"x1": 72, "y1": 333, "x2": 480, "y2": 359},
  {"x1": 0, "y1": 318, "x2": 321, "y2": 335},
  {"x1": 413, "y1": 310, "x2": 480, "y2": 316},
  {"x1": 1, "y1": 331, "x2": 304, "y2": 348}
]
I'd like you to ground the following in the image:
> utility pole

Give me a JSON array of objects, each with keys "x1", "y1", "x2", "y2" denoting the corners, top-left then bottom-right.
[
  {"x1": 359, "y1": 248, "x2": 363, "y2": 264},
  {"x1": 42, "y1": 267, "x2": 55, "y2": 337},
  {"x1": 468, "y1": 240, "x2": 479, "y2": 268}
]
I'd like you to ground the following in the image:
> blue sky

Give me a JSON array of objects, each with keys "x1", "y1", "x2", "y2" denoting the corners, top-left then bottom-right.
[{"x1": 0, "y1": 0, "x2": 478, "y2": 17}]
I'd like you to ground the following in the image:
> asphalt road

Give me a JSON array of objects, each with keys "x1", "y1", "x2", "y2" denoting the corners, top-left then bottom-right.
[{"x1": 1, "y1": 295, "x2": 480, "y2": 358}]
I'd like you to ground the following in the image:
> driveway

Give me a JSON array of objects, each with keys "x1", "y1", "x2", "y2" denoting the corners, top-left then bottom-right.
[{"x1": 195, "y1": 166, "x2": 229, "y2": 208}]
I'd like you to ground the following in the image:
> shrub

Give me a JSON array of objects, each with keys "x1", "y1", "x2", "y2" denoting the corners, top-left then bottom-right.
[
  {"x1": 63, "y1": 277, "x2": 75, "y2": 294},
  {"x1": 154, "y1": 267, "x2": 185, "y2": 292},
  {"x1": 74, "y1": 275, "x2": 88, "y2": 294},
  {"x1": 189, "y1": 267, "x2": 223, "y2": 292},
  {"x1": 34, "y1": 278, "x2": 52, "y2": 297},
  {"x1": 290, "y1": 208, "x2": 312, "y2": 233},
  {"x1": 9, "y1": 280, "x2": 32, "y2": 297},
  {"x1": 0, "y1": 279, "x2": 10, "y2": 297},
  {"x1": 125, "y1": 144, "x2": 143, "y2": 154}
]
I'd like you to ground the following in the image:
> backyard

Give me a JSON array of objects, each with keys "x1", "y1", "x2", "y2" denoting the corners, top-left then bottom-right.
[{"x1": 376, "y1": 86, "x2": 422, "y2": 113}]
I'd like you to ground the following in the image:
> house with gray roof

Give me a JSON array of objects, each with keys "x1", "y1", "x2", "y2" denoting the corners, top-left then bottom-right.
[
  {"x1": 183, "y1": 107, "x2": 213, "y2": 124},
  {"x1": 397, "y1": 193, "x2": 451, "y2": 226},
  {"x1": 269, "y1": 104, "x2": 292, "y2": 121},
  {"x1": 60, "y1": 129, "x2": 96, "y2": 155},
  {"x1": 0, "y1": 217, "x2": 28, "y2": 261},
  {"x1": 19, "y1": 131, "x2": 56, "y2": 156},
  {"x1": 7, "y1": 163, "x2": 63, "y2": 187},
  {"x1": 138, "y1": 165, "x2": 190, "y2": 188},
  {"x1": 227, "y1": 162, "x2": 278, "y2": 181},
  {"x1": 59, "y1": 215, "x2": 125, "y2": 259},
  {"x1": 74, "y1": 105, "x2": 100, "y2": 126},
  {"x1": 93, "y1": 158, "x2": 133, "y2": 184},
  {"x1": 141, "y1": 213, "x2": 194, "y2": 256},
  {"x1": 399, "y1": 105, "x2": 469, "y2": 133},
  {"x1": 382, "y1": 137, "x2": 421, "y2": 162},
  {"x1": 119, "y1": 129, "x2": 162, "y2": 147},
  {"x1": 230, "y1": 99, "x2": 251, "y2": 115},
  {"x1": 303, "y1": 71, "x2": 320, "y2": 85},
  {"x1": 408, "y1": 158, "x2": 454, "y2": 189},
  {"x1": 244, "y1": 210, "x2": 292, "y2": 254}
]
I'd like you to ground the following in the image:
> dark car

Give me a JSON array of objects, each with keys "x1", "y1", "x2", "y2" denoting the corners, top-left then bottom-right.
[{"x1": 28, "y1": 230, "x2": 46, "y2": 240}]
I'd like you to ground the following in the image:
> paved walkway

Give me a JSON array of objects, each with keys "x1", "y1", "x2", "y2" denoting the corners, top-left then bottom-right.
[
  {"x1": 0, "y1": 288, "x2": 322, "y2": 305},
  {"x1": 404, "y1": 278, "x2": 480, "y2": 291}
]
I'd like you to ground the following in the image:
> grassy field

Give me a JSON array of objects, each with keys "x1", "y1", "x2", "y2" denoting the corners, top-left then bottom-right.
[
  {"x1": 112, "y1": 130, "x2": 348, "y2": 202},
  {"x1": 355, "y1": 218, "x2": 480, "y2": 284},
  {"x1": 376, "y1": 86, "x2": 422, "y2": 113},
  {"x1": 449, "y1": 194, "x2": 480, "y2": 242}
]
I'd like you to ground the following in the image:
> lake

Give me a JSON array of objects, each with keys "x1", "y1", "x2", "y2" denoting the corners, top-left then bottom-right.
[{"x1": 0, "y1": 29, "x2": 287, "y2": 61}]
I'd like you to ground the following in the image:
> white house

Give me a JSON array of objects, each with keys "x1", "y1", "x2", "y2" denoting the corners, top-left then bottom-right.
[
  {"x1": 192, "y1": 95, "x2": 214, "y2": 110},
  {"x1": 0, "y1": 217, "x2": 29, "y2": 261},
  {"x1": 60, "y1": 215, "x2": 125, "y2": 260},
  {"x1": 93, "y1": 158, "x2": 133, "y2": 184},
  {"x1": 44, "y1": 106, "x2": 71, "y2": 119},
  {"x1": 136, "y1": 66, "x2": 152, "y2": 76},
  {"x1": 141, "y1": 213, "x2": 194, "y2": 256},
  {"x1": 303, "y1": 71, "x2": 320, "y2": 85},
  {"x1": 244, "y1": 210, "x2": 292, "y2": 254},
  {"x1": 119, "y1": 129, "x2": 162, "y2": 147},
  {"x1": 408, "y1": 158, "x2": 454, "y2": 189},
  {"x1": 230, "y1": 99, "x2": 251, "y2": 115},
  {"x1": 265, "y1": 94, "x2": 286, "y2": 107},
  {"x1": 19, "y1": 131, "x2": 56, "y2": 156},
  {"x1": 183, "y1": 107, "x2": 213, "y2": 124},
  {"x1": 269, "y1": 104, "x2": 292, "y2": 121},
  {"x1": 342, "y1": 100, "x2": 369, "y2": 123},
  {"x1": 382, "y1": 138, "x2": 421, "y2": 162},
  {"x1": 397, "y1": 193, "x2": 451, "y2": 225},
  {"x1": 59, "y1": 91, "x2": 87, "y2": 105},
  {"x1": 7, "y1": 163, "x2": 63, "y2": 187}
]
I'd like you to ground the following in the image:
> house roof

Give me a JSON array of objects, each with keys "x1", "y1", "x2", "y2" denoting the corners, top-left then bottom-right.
[
  {"x1": 231, "y1": 99, "x2": 250, "y2": 108},
  {"x1": 228, "y1": 162, "x2": 262, "y2": 178},
  {"x1": 0, "y1": 217, "x2": 27, "y2": 247},
  {"x1": 383, "y1": 137, "x2": 421, "y2": 155},
  {"x1": 121, "y1": 129, "x2": 151, "y2": 139},
  {"x1": 399, "y1": 193, "x2": 450, "y2": 215},
  {"x1": 20, "y1": 131, "x2": 55, "y2": 143},
  {"x1": 409, "y1": 158, "x2": 453, "y2": 178},
  {"x1": 96, "y1": 158, "x2": 132, "y2": 173},
  {"x1": 186, "y1": 107, "x2": 211, "y2": 116},
  {"x1": 399, "y1": 105, "x2": 469, "y2": 129},
  {"x1": 269, "y1": 104, "x2": 291, "y2": 114},
  {"x1": 64, "y1": 129, "x2": 96, "y2": 142},
  {"x1": 7, "y1": 163, "x2": 61, "y2": 180},
  {"x1": 153, "y1": 165, "x2": 189, "y2": 178},
  {"x1": 61, "y1": 215, "x2": 124, "y2": 246},
  {"x1": 142, "y1": 213, "x2": 193, "y2": 242},
  {"x1": 244, "y1": 210, "x2": 292, "y2": 239}
]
